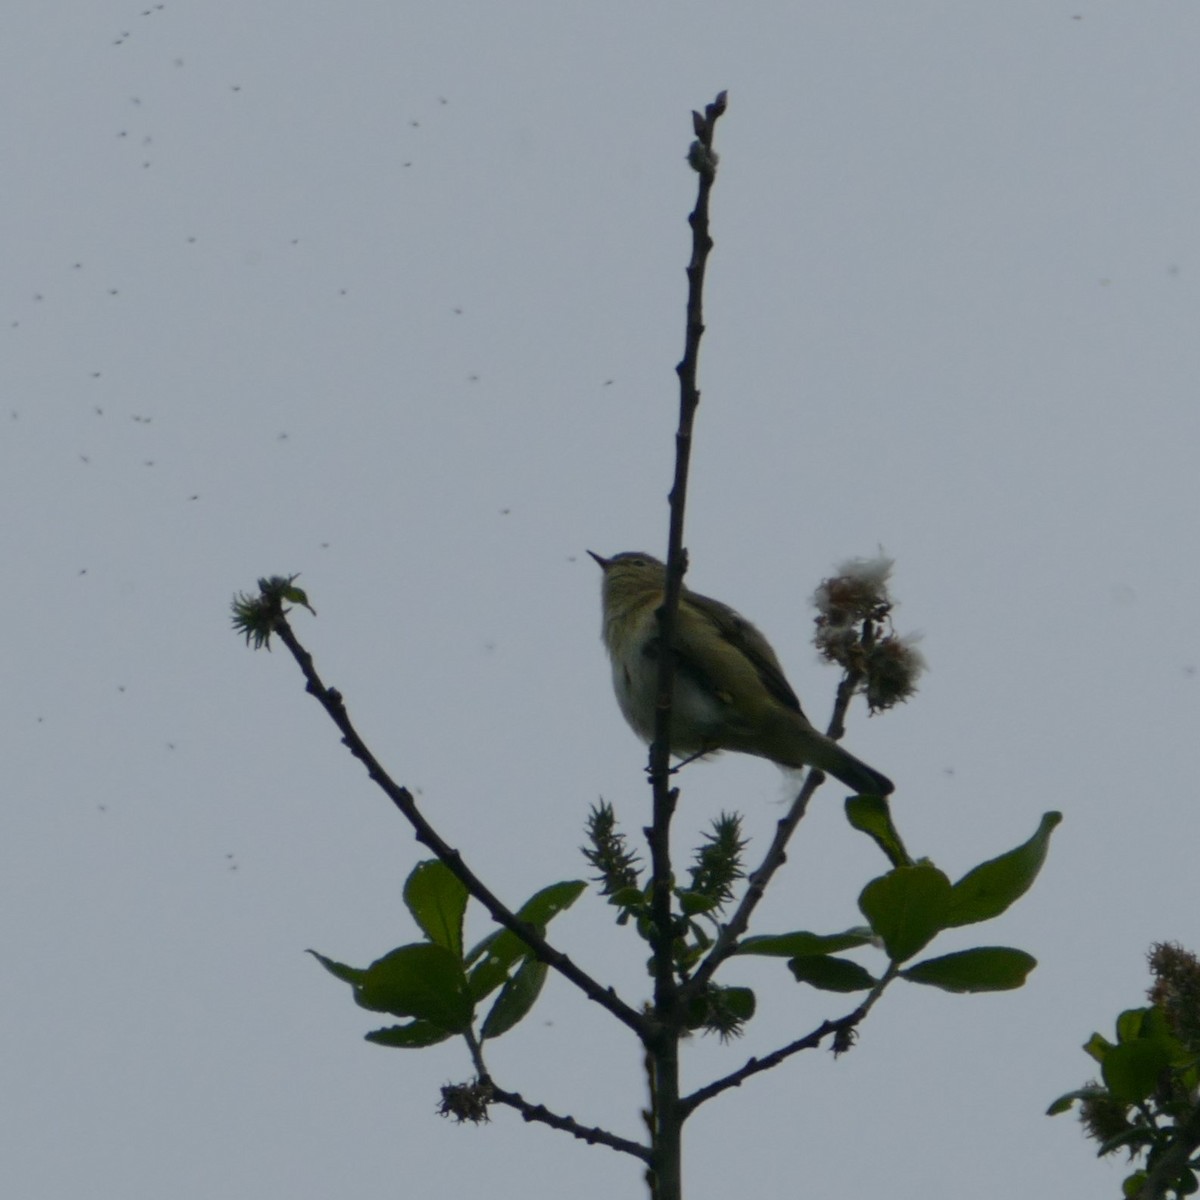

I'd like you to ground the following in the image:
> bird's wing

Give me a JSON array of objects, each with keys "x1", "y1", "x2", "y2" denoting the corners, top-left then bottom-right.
[{"x1": 682, "y1": 589, "x2": 805, "y2": 715}]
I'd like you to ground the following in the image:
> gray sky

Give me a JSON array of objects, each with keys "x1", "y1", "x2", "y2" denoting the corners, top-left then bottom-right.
[{"x1": 4, "y1": 3, "x2": 1198, "y2": 1197}]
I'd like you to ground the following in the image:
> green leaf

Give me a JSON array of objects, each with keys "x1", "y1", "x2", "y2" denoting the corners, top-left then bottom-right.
[
  {"x1": 1138, "y1": 1005, "x2": 1176, "y2": 1043},
  {"x1": 736, "y1": 928, "x2": 874, "y2": 958},
  {"x1": 308, "y1": 949, "x2": 366, "y2": 988},
  {"x1": 464, "y1": 929, "x2": 498, "y2": 970},
  {"x1": 1102, "y1": 1038, "x2": 1173, "y2": 1103},
  {"x1": 464, "y1": 878, "x2": 585, "y2": 993},
  {"x1": 678, "y1": 891, "x2": 721, "y2": 916},
  {"x1": 403, "y1": 860, "x2": 468, "y2": 959},
  {"x1": 515, "y1": 879, "x2": 587, "y2": 925},
  {"x1": 1116, "y1": 1007, "x2": 1151, "y2": 1044},
  {"x1": 358, "y1": 943, "x2": 473, "y2": 1031},
  {"x1": 1084, "y1": 1031, "x2": 1115, "y2": 1065},
  {"x1": 279, "y1": 581, "x2": 315, "y2": 614},
  {"x1": 789, "y1": 955, "x2": 877, "y2": 993},
  {"x1": 1046, "y1": 1086, "x2": 1104, "y2": 1116},
  {"x1": 466, "y1": 930, "x2": 528, "y2": 1001},
  {"x1": 480, "y1": 959, "x2": 548, "y2": 1040},
  {"x1": 464, "y1": 880, "x2": 586, "y2": 967},
  {"x1": 946, "y1": 812, "x2": 1062, "y2": 928},
  {"x1": 859, "y1": 864, "x2": 952, "y2": 962},
  {"x1": 845, "y1": 794, "x2": 912, "y2": 867},
  {"x1": 365, "y1": 1020, "x2": 455, "y2": 1049},
  {"x1": 901, "y1": 946, "x2": 1036, "y2": 993}
]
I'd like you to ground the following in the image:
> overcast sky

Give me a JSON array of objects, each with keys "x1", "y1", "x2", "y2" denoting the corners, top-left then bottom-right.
[{"x1": 4, "y1": 4, "x2": 1199, "y2": 1198}]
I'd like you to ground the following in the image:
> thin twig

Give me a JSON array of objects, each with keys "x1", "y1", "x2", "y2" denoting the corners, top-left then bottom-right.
[
  {"x1": 683, "y1": 769, "x2": 823, "y2": 999},
  {"x1": 462, "y1": 1029, "x2": 651, "y2": 1161},
  {"x1": 679, "y1": 968, "x2": 896, "y2": 1117},
  {"x1": 643, "y1": 90, "x2": 727, "y2": 1200},
  {"x1": 646, "y1": 92, "x2": 727, "y2": 992},
  {"x1": 489, "y1": 1084, "x2": 653, "y2": 1161},
  {"x1": 269, "y1": 613, "x2": 648, "y2": 1040}
]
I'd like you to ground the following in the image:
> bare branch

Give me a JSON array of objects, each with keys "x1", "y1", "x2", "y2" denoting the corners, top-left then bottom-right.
[
  {"x1": 488, "y1": 1083, "x2": 653, "y2": 1162},
  {"x1": 643, "y1": 90, "x2": 728, "y2": 1200},
  {"x1": 461, "y1": 1029, "x2": 651, "y2": 1162}
]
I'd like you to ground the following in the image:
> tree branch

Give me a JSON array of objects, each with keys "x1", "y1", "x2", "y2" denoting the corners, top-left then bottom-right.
[
  {"x1": 679, "y1": 969, "x2": 895, "y2": 1117},
  {"x1": 643, "y1": 89, "x2": 727, "y2": 1200},
  {"x1": 645, "y1": 91, "x2": 727, "y2": 984},
  {"x1": 488, "y1": 1083, "x2": 653, "y2": 1162},
  {"x1": 461, "y1": 1029, "x2": 651, "y2": 1161},
  {"x1": 683, "y1": 769, "x2": 822, "y2": 997},
  {"x1": 268, "y1": 612, "x2": 649, "y2": 1040}
]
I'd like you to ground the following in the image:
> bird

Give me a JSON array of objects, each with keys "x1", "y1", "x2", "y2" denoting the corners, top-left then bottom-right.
[{"x1": 589, "y1": 551, "x2": 893, "y2": 795}]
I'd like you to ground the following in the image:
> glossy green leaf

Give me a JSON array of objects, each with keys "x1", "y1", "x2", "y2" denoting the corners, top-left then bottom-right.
[
  {"x1": 736, "y1": 928, "x2": 874, "y2": 958},
  {"x1": 480, "y1": 958, "x2": 548, "y2": 1040},
  {"x1": 845, "y1": 795, "x2": 912, "y2": 867},
  {"x1": 901, "y1": 946, "x2": 1036, "y2": 992},
  {"x1": 365, "y1": 1020, "x2": 455, "y2": 1049},
  {"x1": 789, "y1": 955, "x2": 877, "y2": 993},
  {"x1": 358, "y1": 943, "x2": 472, "y2": 1031},
  {"x1": 403, "y1": 860, "x2": 468, "y2": 959},
  {"x1": 859, "y1": 864, "x2": 952, "y2": 962},
  {"x1": 946, "y1": 812, "x2": 1062, "y2": 928}
]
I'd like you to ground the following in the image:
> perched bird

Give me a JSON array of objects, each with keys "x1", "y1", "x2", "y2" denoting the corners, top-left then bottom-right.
[{"x1": 589, "y1": 551, "x2": 893, "y2": 795}]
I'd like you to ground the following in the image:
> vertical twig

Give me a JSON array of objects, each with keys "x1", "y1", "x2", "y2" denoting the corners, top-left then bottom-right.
[{"x1": 644, "y1": 89, "x2": 728, "y2": 1200}]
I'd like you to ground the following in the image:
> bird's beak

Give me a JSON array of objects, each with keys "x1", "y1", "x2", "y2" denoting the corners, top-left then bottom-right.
[{"x1": 587, "y1": 550, "x2": 610, "y2": 570}]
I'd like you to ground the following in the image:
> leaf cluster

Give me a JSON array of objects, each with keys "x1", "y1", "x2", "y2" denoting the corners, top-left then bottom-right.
[
  {"x1": 311, "y1": 862, "x2": 585, "y2": 1050},
  {"x1": 230, "y1": 574, "x2": 314, "y2": 649},
  {"x1": 587, "y1": 794, "x2": 1057, "y2": 1039},
  {"x1": 734, "y1": 804, "x2": 1059, "y2": 1000},
  {"x1": 1050, "y1": 943, "x2": 1200, "y2": 1199}
]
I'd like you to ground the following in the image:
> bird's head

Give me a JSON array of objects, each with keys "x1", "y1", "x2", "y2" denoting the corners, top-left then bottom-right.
[{"x1": 588, "y1": 550, "x2": 668, "y2": 614}]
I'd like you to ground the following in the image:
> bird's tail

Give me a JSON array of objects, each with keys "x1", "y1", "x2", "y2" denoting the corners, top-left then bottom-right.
[{"x1": 806, "y1": 736, "x2": 894, "y2": 796}]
